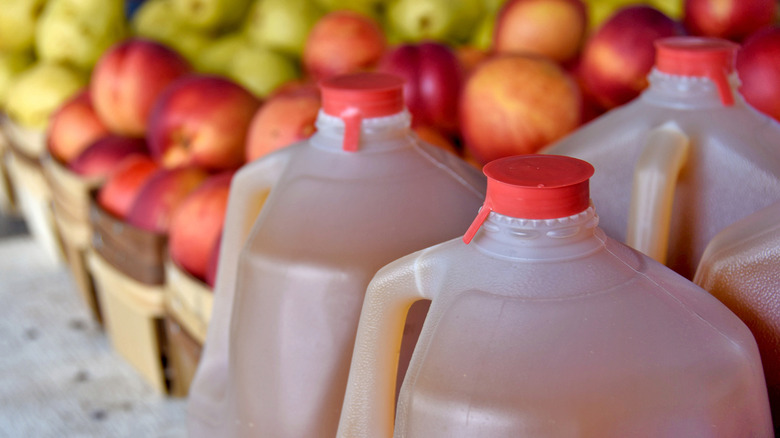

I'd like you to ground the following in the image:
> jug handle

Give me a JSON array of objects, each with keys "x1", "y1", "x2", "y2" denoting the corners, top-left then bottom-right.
[
  {"x1": 188, "y1": 152, "x2": 288, "y2": 413},
  {"x1": 338, "y1": 258, "x2": 428, "y2": 438},
  {"x1": 626, "y1": 122, "x2": 690, "y2": 264}
]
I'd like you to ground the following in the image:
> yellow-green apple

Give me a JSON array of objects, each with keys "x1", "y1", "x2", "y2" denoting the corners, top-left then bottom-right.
[
  {"x1": 195, "y1": 32, "x2": 246, "y2": 75},
  {"x1": 35, "y1": 0, "x2": 127, "y2": 71},
  {"x1": 168, "y1": 170, "x2": 233, "y2": 282},
  {"x1": 125, "y1": 166, "x2": 209, "y2": 233},
  {"x1": 5, "y1": 61, "x2": 87, "y2": 130},
  {"x1": 0, "y1": 0, "x2": 47, "y2": 52},
  {"x1": 377, "y1": 42, "x2": 463, "y2": 136},
  {"x1": 90, "y1": 38, "x2": 192, "y2": 138},
  {"x1": 0, "y1": 51, "x2": 33, "y2": 109},
  {"x1": 245, "y1": 82, "x2": 320, "y2": 162},
  {"x1": 683, "y1": 0, "x2": 776, "y2": 41},
  {"x1": 170, "y1": 0, "x2": 253, "y2": 31},
  {"x1": 97, "y1": 154, "x2": 161, "y2": 219},
  {"x1": 147, "y1": 75, "x2": 261, "y2": 171},
  {"x1": 46, "y1": 90, "x2": 111, "y2": 164},
  {"x1": 303, "y1": 10, "x2": 387, "y2": 81},
  {"x1": 313, "y1": 0, "x2": 385, "y2": 18},
  {"x1": 493, "y1": 0, "x2": 588, "y2": 63},
  {"x1": 68, "y1": 135, "x2": 148, "y2": 178},
  {"x1": 737, "y1": 26, "x2": 780, "y2": 123},
  {"x1": 131, "y1": 0, "x2": 215, "y2": 65},
  {"x1": 577, "y1": 5, "x2": 683, "y2": 110},
  {"x1": 244, "y1": 0, "x2": 324, "y2": 57},
  {"x1": 459, "y1": 54, "x2": 582, "y2": 165},
  {"x1": 385, "y1": 0, "x2": 485, "y2": 45},
  {"x1": 227, "y1": 44, "x2": 300, "y2": 98}
]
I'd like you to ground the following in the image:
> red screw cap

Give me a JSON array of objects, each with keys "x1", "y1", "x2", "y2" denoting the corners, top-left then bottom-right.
[
  {"x1": 463, "y1": 155, "x2": 595, "y2": 244},
  {"x1": 319, "y1": 72, "x2": 405, "y2": 152},
  {"x1": 654, "y1": 36, "x2": 740, "y2": 106}
]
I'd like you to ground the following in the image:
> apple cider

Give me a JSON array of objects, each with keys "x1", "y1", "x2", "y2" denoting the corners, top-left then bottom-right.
[
  {"x1": 542, "y1": 36, "x2": 780, "y2": 280},
  {"x1": 695, "y1": 201, "x2": 780, "y2": 433},
  {"x1": 337, "y1": 155, "x2": 772, "y2": 438},
  {"x1": 186, "y1": 73, "x2": 486, "y2": 437}
]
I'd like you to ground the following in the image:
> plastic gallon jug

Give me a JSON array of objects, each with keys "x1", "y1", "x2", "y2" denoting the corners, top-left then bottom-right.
[
  {"x1": 694, "y1": 201, "x2": 780, "y2": 432},
  {"x1": 186, "y1": 72, "x2": 487, "y2": 437},
  {"x1": 337, "y1": 154, "x2": 772, "y2": 438},
  {"x1": 542, "y1": 36, "x2": 780, "y2": 280}
]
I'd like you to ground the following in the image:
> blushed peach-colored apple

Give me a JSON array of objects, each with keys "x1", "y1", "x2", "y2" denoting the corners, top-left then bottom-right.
[
  {"x1": 90, "y1": 38, "x2": 192, "y2": 137},
  {"x1": 168, "y1": 171, "x2": 233, "y2": 282},
  {"x1": 459, "y1": 54, "x2": 582, "y2": 165},
  {"x1": 377, "y1": 42, "x2": 463, "y2": 136},
  {"x1": 46, "y1": 89, "x2": 111, "y2": 164},
  {"x1": 413, "y1": 125, "x2": 459, "y2": 156},
  {"x1": 578, "y1": 5, "x2": 684, "y2": 109},
  {"x1": 493, "y1": 0, "x2": 588, "y2": 63},
  {"x1": 147, "y1": 74, "x2": 261, "y2": 171},
  {"x1": 97, "y1": 154, "x2": 160, "y2": 219},
  {"x1": 303, "y1": 10, "x2": 386, "y2": 81},
  {"x1": 245, "y1": 83, "x2": 320, "y2": 162},
  {"x1": 125, "y1": 166, "x2": 209, "y2": 233},
  {"x1": 683, "y1": 0, "x2": 776, "y2": 42},
  {"x1": 736, "y1": 26, "x2": 780, "y2": 123},
  {"x1": 68, "y1": 135, "x2": 148, "y2": 178}
]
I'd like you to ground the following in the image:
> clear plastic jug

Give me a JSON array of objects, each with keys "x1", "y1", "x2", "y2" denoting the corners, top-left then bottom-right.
[
  {"x1": 542, "y1": 36, "x2": 780, "y2": 279},
  {"x1": 186, "y1": 72, "x2": 487, "y2": 437},
  {"x1": 338, "y1": 154, "x2": 772, "y2": 438},
  {"x1": 694, "y1": 201, "x2": 780, "y2": 432}
]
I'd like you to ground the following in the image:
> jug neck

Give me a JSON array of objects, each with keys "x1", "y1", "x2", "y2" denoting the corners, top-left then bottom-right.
[
  {"x1": 471, "y1": 205, "x2": 604, "y2": 261},
  {"x1": 640, "y1": 69, "x2": 744, "y2": 109},
  {"x1": 309, "y1": 109, "x2": 413, "y2": 153}
]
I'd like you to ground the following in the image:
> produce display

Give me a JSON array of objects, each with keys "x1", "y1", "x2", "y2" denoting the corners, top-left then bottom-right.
[{"x1": 0, "y1": 0, "x2": 779, "y2": 417}]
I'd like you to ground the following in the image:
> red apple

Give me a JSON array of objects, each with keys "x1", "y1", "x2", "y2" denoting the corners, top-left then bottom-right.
[
  {"x1": 46, "y1": 89, "x2": 111, "y2": 164},
  {"x1": 493, "y1": 0, "x2": 588, "y2": 63},
  {"x1": 97, "y1": 154, "x2": 161, "y2": 219},
  {"x1": 737, "y1": 26, "x2": 780, "y2": 123},
  {"x1": 245, "y1": 82, "x2": 321, "y2": 162},
  {"x1": 684, "y1": 0, "x2": 777, "y2": 42},
  {"x1": 147, "y1": 74, "x2": 261, "y2": 171},
  {"x1": 125, "y1": 166, "x2": 210, "y2": 234},
  {"x1": 578, "y1": 5, "x2": 684, "y2": 110},
  {"x1": 90, "y1": 38, "x2": 192, "y2": 137},
  {"x1": 168, "y1": 171, "x2": 233, "y2": 282},
  {"x1": 459, "y1": 53, "x2": 582, "y2": 165},
  {"x1": 68, "y1": 135, "x2": 148, "y2": 178},
  {"x1": 377, "y1": 42, "x2": 463, "y2": 136},
  {"x1": 205, "y1": 234, "x2": 221, "y2": 288},
  {"x1": 303, "y1": 10, "x2": 386, "y2": 81}
]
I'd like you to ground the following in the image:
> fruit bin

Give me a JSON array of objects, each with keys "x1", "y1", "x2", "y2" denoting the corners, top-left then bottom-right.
[
  {"x1": 43, "y1": 155, "x2": 103, "y2": 323},
  {"x1": 0, "y1": 118, "x2": 17, "y2": 215},
  {"x1": 2, "y1": 118, "x2": 64, "y2": 265},
  {"x1": 87, "y1": 194, "x2": 172, "y2": 394},
  {"x1": 164, "y1": 260, "x2": 212, "y2": 397}
]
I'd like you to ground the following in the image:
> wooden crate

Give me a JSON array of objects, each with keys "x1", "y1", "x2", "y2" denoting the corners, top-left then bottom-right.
[
  {"x1": 43, "y1": 157, "x2": 103, "y2": 323},
  {"x1": 0, "y1": 120, "x2": 17, "y2": 214},
  {"x1": 163, "y1": 261, "x2": 213, "y2": 396},
  {"x1": 88, "y1": 199, "x2": 172, "y2": 394},
  {"x1": 5, "y1": 144, "x2": 64, "y2": 265},
  {"x1": 163, "y1": 315, "x2": 203, "y2": 398}
]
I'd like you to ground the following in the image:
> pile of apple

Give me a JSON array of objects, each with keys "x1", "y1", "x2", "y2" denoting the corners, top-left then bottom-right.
[
  {"x1": 47, "y1": 39, "x2": 255, "y2": 286},
  {"x1": 0, "y1": 0, "x2": 127, "y2": 133}
]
